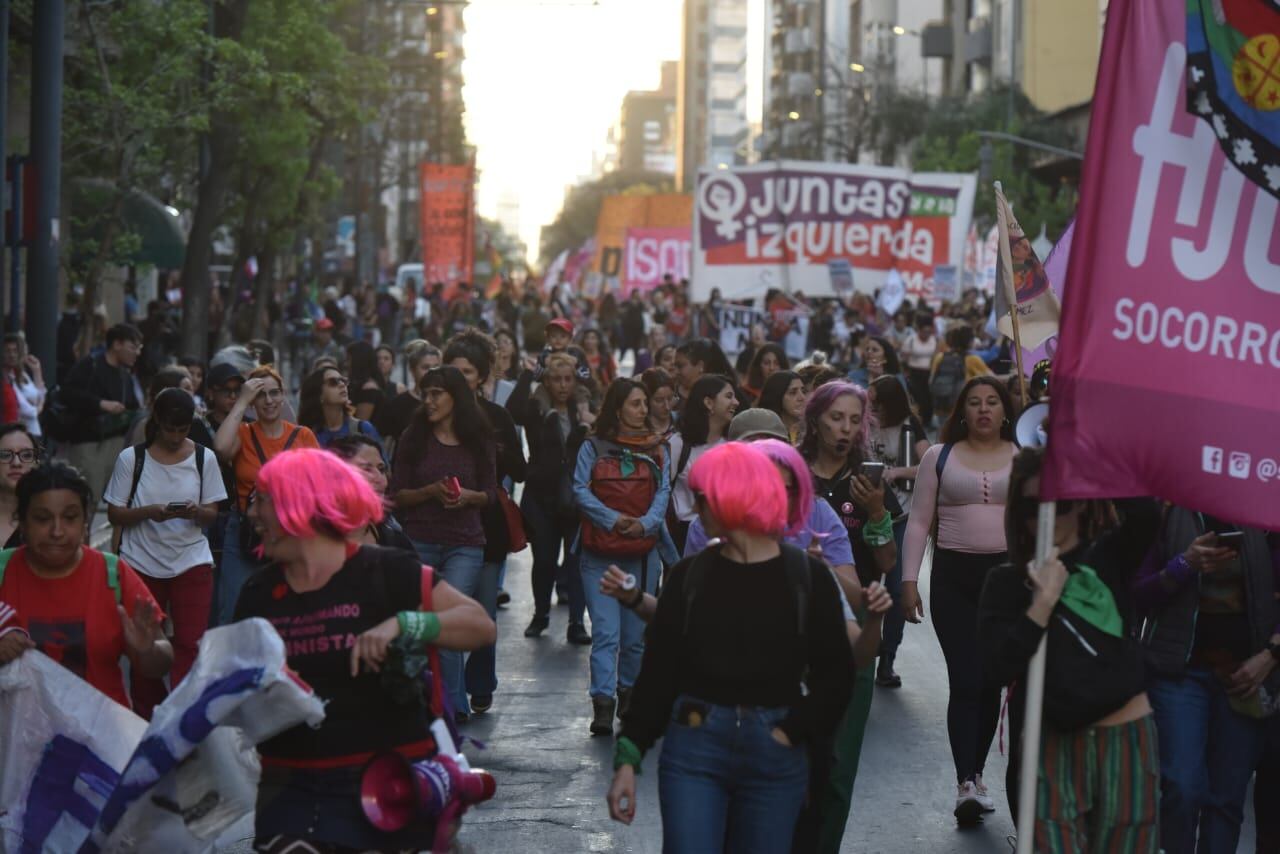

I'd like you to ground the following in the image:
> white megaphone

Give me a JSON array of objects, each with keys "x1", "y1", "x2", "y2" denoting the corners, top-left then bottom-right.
[{"x1": 1016, "y1": 402, "x2": 1050, "y2": 449}]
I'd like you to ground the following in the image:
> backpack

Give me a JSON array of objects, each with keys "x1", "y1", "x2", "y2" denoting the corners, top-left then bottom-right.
[
  {"x1": 929, "y1": 351, "x2": 966, "y2": 412},
  {"x1": 112, "y1": 442, "x2": 207, "y2": 554},
  {"x1": 579, "y1": 437, "x2": 665, "y2": 558},
  {"x1": 682, "y1": 543, "x2": 811, "y2": 643},
  {"x1": 0, "y1": 548, "x2": 121, "y2": 603}
]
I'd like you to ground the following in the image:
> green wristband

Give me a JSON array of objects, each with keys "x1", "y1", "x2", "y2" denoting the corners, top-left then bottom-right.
[
  {"x1": 396, "y1": 610, "x2": 442, "y2": 645},
  {"x1": 861, "y1": 512, "x2": 894, "y2": 547},
  {"x1": 613, "y1": 736, "x2": 643, "y2": 773}
]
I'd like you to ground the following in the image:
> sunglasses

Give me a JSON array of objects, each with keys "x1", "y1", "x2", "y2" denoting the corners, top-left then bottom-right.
[
  {"x1": 0, "y1": 449, "x2": 37, "y2": 464},
  {"x1": 324, "y1": 376, "x2": 349, "y2": 388}
]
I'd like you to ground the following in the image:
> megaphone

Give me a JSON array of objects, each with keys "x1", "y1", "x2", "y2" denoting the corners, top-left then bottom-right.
[
  {"x1": 360, "y1": 721, "x2": 496, "y2": 852},
  {"x1": 1016, "y1": 402, "x2": 1050, "y2": 448}
]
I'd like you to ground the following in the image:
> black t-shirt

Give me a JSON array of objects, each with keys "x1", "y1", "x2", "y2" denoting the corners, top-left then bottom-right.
[
  {"x1": 813, "y1": 464, "x2": 904, "y2": 585},
  {"x1": 233, "y1": 545, "x2": 440, "y2": 761}
]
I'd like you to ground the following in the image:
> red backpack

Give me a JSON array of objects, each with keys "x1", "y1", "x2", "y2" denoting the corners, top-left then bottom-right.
[{"x1": 580, "y1": 437, "x2": 665, "y2": 558}]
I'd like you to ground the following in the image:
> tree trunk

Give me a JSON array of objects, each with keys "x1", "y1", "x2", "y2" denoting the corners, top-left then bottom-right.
[
  {"x1": 251, "y1": 234, "x2": 278, "y2": 340},
  {"x1": 177, "y1": 0, "x2": 250, "y2": 363}
]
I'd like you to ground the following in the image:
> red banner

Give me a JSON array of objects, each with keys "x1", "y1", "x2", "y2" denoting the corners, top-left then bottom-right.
[{"x1": 419, "y1": 163, "x2": 475, "y2": 295}]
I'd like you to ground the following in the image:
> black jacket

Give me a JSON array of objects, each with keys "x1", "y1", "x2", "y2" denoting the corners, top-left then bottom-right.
[
  {"x1": 58, "y1": 354, "x2": 141, "y2": 441},
  {"x1": 506, "y1": 370, "x2": 587, "y2": 505}
]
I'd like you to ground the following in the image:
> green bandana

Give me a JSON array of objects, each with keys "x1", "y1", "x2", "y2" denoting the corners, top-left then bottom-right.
[{"x1": 1059, "y1": 563, "x2": 1123, "y2": 638}]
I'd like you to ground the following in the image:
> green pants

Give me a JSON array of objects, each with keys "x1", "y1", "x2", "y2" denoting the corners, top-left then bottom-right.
[
  {"x1": 1036, "y1": 715, "x2": 1161, "y2": 854},
  {"x1": 814, "y1": 663, "x2": 876, "y2": 854}
]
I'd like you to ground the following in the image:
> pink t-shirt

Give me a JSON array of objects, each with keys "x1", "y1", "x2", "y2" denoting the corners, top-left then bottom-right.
[{"x1": 902, "y1": 443, "x2": 1015, "y2": 582}]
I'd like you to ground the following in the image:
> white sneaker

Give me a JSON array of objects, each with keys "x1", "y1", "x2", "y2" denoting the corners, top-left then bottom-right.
[
  {"x1": 954, "y1": 780, "x2": 983, "y2": 823},
  {"x1": 973, "y1": 774, "x2": 996, "y2": 812}
]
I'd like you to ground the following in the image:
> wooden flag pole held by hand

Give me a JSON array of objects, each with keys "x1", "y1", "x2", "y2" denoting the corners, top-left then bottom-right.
[{"x1": 995, "y1": 181, "x2": 1030, "y2": 409}]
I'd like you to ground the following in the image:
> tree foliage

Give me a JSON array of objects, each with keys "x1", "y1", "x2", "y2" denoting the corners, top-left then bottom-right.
[{"x1": 539, "y1": 170, "x2": 674, "y2": 266}]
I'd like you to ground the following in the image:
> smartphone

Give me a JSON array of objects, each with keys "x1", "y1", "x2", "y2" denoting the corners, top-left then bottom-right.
[
  {"x1": 1215, "y1": 530, "x2": 1245, "y2": 551},
  {"x1": 165, "y1": 501, "x2": 188, "y2": 512},
  {"x1": 444, "y1": 476, "x2": 462, "y2": 499},
  {"x1": 859, "y1": 461, "x2": 887, "y2": 487}
]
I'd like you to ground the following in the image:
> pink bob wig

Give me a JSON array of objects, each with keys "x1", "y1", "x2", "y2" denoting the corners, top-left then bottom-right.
[
  {"x1": 751, "y1": 439, "x2": 814, "y2": 538},
  {"x1": 687, "y1": 442, "x2": 788, "y2": 538},
  {"x1": 255, "y1": 448, "x2": 384, "y2": 539},
  {"x1": 800, "y1": 380, "x2": 875, "y2": 462}
]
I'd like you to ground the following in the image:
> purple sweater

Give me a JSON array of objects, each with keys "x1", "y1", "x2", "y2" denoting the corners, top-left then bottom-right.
[{"x1": 390, "y1": 425, "x2": 496, "y2": 547}]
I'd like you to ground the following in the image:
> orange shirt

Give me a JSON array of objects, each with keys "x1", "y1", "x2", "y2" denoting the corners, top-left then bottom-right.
[
  {"x1": 233, "y1": 421, "x2": 319, "y2": 510},
  {"x1": 0, "y1": 547, "x2": 162, "y2": 707}
]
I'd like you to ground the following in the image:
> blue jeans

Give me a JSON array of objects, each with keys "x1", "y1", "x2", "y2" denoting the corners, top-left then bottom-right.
[
  {"x1": 412, "y1": 541, "x2": 485, "y2": 716},
  {"x1": 212, "y1": 513, "x2": 260, "y2": 627},
  {"x1": 658, "y1": 696, "x2": 808, "y2": 853},
  {"x1": 1148, "y1": 667, "x2": 1268, "y2": 854},
  {"x1": 464, "y1": 559, "x2": 501, "y2": 698},
  {"x1": 579, "y1": 550, "x2": 658, "y2": 699}
]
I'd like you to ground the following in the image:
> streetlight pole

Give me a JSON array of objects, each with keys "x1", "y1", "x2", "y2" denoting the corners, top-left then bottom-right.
[{"x1": 28, "y1": 0, "x2": 63, "y2": 375}]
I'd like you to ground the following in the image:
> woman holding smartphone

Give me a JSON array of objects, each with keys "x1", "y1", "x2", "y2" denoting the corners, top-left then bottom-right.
[
  {"x1": 798, "y1": 379, "x2": 899, "y2": 850},
  {"x1": 901, "y1": 375, "x2": 1018, "y2": 822},
  {"x1": 106, "y1": 388, "x2": 226, "y2": 717}
]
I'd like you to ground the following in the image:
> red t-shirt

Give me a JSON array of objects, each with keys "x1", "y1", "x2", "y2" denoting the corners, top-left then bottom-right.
[{"x1": 0, "y1": 547, "x2": 162, "y2": 707}]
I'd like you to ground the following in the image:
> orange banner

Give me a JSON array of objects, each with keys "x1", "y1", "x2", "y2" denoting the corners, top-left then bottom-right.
[
  {"x1": 419, "y1": 162, "x2": 475, "y2": 295},
  {"x1": 592, "y1": 193, "x2": 692, "y2": 281}
]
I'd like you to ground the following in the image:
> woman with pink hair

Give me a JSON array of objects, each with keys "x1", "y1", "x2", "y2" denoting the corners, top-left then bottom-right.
[
  {"x1": 798, "y1": 379, "x2": 899, "y2": 851},
  {"x1": 235, "y1": 448, "x2": 495, "y2": 853},
  {"x1": 606, "y1": 442, "x2": 854, "y2": 852}
]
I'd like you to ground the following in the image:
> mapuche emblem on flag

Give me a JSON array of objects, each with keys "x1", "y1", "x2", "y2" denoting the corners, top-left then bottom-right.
[{"x1": 1185, "y1": 0, "x2": 1280, "y2": 198}]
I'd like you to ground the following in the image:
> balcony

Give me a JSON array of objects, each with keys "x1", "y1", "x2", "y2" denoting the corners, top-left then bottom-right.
[
  {"x1": 965, "y1": 16, "x2": 993, "y2": 63},
  {"x1": 921, "y1": 22, "x2": 953, "y2": 59}
]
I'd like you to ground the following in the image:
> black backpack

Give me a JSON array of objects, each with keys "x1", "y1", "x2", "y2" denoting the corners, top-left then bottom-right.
[{"x1": 112, "y1": 443, "x2": 207, "y2": 554}]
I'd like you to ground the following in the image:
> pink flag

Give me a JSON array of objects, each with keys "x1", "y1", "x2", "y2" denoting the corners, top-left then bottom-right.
[{"x1": 1042, "y1": 0, "x2": 1280, "y2": 532}]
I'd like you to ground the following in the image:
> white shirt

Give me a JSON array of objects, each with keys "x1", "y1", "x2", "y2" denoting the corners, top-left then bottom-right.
[
  {"x1": 900, "y1": 331, "x2": 938, "y2": 371},
  {"x1": 667, "y1": 435, "x2": 723, "y2": 521},
  {"x1": 105, "y1": 445, "x2": 227, "y2": 578},
  {"x1": 10, "y1": 372, "x2": 44, "y2": 436}
]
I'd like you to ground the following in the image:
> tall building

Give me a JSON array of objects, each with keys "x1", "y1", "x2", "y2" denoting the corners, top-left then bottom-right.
[
  {"x1": 676, "y1": 0, "x2": 750, "y2": 190},
  {"x1": 922, "y1": 0, "x2": 1104, "y2": 112},
  {"x1": 617, "y1": 61, "x2": 679, "y2": 176}
]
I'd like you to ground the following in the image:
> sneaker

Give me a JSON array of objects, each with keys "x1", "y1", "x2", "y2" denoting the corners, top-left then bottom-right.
[
  {"x1": 954, "y1": 780, "x2": 984, "y2": 824},
  {"x1": 567, "y1": 622, "x2": 592, "y2": 646},
  {"x1": 471, "y1": 694, "x2": 493, "y2": 714},
  {"x1": 496, "y1": 589, "x2": 511, "y2": 608},
  {"x1": 974, "y1": 774, "x2": 996, "y2": 812},
  {"x1": 523, "y1": 614, "x2": 549, "y2": 638}
]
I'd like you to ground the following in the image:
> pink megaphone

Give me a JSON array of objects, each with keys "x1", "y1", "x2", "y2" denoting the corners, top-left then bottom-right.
[{"x1": 360, "y1": 751, "x2": 496, "y2": 853}]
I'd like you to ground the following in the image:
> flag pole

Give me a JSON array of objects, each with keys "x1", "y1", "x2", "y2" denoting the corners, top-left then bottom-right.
[
  {"x1": 1015, "y1": 500, "x2": 1056, "y2": 854},
  {"x1": 994, "y1": 181, "x2": 1031, "y2": 409}
]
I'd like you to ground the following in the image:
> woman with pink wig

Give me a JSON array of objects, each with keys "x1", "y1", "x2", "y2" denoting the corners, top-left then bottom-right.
[
  {"x1": 606, "y1": 442, "x2": 853, "y2": 853},
  {"x1": 797, "y1": 379, "x2": 899, "y2": 852},
  {"x1": 235, "y1": 448, "x2": 494, "y2": 853}
]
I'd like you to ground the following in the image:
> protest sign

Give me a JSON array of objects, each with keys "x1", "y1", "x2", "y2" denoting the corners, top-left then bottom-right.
[
  {"x1": 624, "y1": 226, "x2": 691, "y2": 294},
  {"x1": 932, "y1": 264, "x2": 959, "y2": 303},
  {"x1": 691, "y1": 161, "x2": 975, "y2": 301},
  {"x1": 876, "y1": 269, "x2": 906, "y2": 315},
  {"x1": 419, "y1": 163, "x2": 475, "y2": 294},
  {"x1": 592, "y1": 194, "x2": 692, "y2": 290},
  {"x1": 828, "y1": 259, "x2": 855, "y2": 297},
  {"x1": 716, "y1": 304, "x2": 763, "y2": 356},
  {"x1": 1042, "y1": 0, "x2": 1280, "y2": 534}
]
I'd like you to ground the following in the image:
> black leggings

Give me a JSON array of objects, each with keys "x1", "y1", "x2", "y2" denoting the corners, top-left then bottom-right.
[
  {"x1": 931, "y1": 547, "x2": 1007, "y2": 784},
  {"x1": 523, "y1": 496, "x2": 585, "y2": 624}
]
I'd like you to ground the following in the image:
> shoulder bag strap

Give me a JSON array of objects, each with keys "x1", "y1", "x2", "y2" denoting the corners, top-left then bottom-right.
[
  {"x1": 126, "y1": 444, "x2": 148, "y2": 509},
  {"x1": 248, "y1": 424, "x2": 270, "y2": 465},
  {"x1": 779, "y1": 543, "x2": 812, "y2": 643}
]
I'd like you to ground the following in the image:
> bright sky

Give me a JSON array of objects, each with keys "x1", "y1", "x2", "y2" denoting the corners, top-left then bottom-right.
[{"x1": 464, "y1": 0, "x2": 764, "y2": 264}]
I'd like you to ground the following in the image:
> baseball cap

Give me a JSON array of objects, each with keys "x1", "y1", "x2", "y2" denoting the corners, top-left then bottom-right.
[
  {"x1": 728, "y1": 408, "x2": 790, "y2": 443},
  {"x1": 545, "y1": 318, "x2": 574, "y2": 336},
  {"x1": 315, "y1": 317, "x2": 335, "y2": 331},
  {"x1": 206, "y1": 362, "x2": 245, "y2": 389}
]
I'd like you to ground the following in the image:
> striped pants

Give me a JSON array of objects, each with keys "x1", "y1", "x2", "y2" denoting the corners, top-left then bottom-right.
[{"x1": 1035, "y1": 714, "x2": 1161, "y2": 854}]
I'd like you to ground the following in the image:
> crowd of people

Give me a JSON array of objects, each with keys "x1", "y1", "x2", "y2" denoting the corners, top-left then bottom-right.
[{"x1": 0, "y1": 274, "x2": 1276, "y2": 854}]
